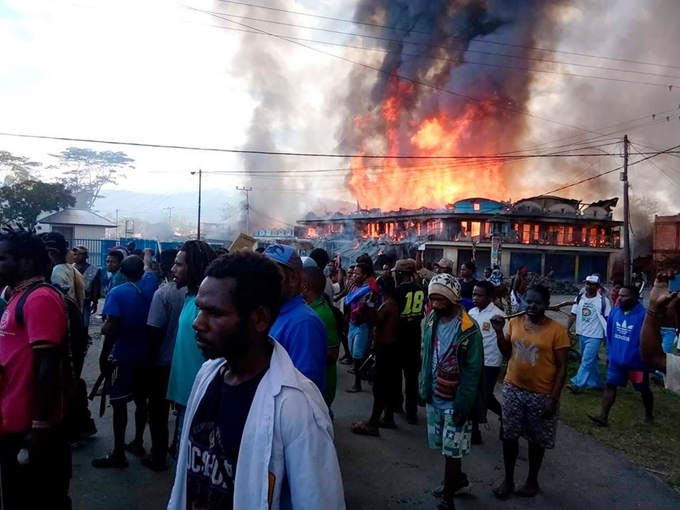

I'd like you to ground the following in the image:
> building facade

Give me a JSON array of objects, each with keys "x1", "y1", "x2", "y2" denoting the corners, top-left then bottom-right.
[
  {"x1": 299, "y1": 196, "x2": 622, "y2": 282},
  {"x1": 653, "y1": 214, "x2": 680, "y2": 263}
]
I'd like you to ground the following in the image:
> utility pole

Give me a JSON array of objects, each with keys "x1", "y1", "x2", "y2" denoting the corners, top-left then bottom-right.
[
  {"x1": 191, "y1": 170, "x2": 203, "y2": 240},
  {"x1": 115, "y1": 209, "x2": 119, "y2": 240},
  {"x1": 163, "y1": 206, "x2": 174, "y2": 226},
  {"x1": 236, "y1": 186, "x2": 253, "y2": 234},
  {"x1": 622, "y1": 135, "x2": 631, "y2": 285}
]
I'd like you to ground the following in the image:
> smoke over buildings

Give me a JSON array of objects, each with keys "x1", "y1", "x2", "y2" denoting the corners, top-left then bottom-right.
[{"x1": 221, "y1": 0, "x2": 679, "y2": 231}]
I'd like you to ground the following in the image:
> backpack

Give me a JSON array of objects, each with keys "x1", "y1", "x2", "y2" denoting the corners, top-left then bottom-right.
[
  {"x1": 15, "y1": 283, "x2": 88, "y2": 424},
  {"x1": 575, "y1": 291, "x2": 607, "y2": 316}
]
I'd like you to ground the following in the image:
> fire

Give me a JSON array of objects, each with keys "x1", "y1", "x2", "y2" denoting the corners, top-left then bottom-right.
[
  {"x1": 349, "y1": 77, "x2": 507, "y2": 210},
  {"x1": 306, "y1": 227, "x2": 318, "y2": 238}
]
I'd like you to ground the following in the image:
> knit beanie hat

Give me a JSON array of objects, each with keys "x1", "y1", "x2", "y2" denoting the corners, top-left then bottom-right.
[{"x1": 428, "y1": 273, "x2": 461, "y2": 305}]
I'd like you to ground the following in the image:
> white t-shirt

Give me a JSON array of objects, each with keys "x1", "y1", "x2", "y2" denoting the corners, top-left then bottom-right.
[
  {"x1": 666, "y1": 354, "x2": 680, "y2": 395},
  {"x1": 571, "y1": 294, "x2": 610, "y2": 338},
  {"x1": 469, "y1": 302, "x2": 505, "y2": 367}
]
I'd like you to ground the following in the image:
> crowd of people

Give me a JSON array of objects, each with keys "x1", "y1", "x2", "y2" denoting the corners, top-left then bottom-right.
[{"x1": 0, "y1": 226, "x2": 678, "y2": 510}]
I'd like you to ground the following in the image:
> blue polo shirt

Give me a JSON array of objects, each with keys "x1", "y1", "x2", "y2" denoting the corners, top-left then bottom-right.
[
  {"x1": 102, "y1": 272, "x2": 159, "y2": 367},
  {"x1": 270, "y1": 294, "x2": 327, "y2": 396}
]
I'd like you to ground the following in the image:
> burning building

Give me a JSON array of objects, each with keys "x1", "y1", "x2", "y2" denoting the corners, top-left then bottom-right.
[{"x1": 300, "y1": 195, "x2": 622, "y2": 282}]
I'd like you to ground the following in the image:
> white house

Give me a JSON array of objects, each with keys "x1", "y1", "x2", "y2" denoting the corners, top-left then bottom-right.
[{"x1": 37, "y1": 208, "x2": 117, "y2": 241}]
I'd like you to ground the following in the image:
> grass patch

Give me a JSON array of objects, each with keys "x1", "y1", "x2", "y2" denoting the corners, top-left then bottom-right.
[{"x1": 560, "y1": 360, "x2": 680, "y2": 486}]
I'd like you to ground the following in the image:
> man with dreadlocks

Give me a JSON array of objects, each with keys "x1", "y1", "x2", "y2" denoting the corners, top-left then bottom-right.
[
  {"x1": 167, "y1": 240, "x2": 217, "y2": 456},
  {"x1": 0, "y1": 226, "x2": 72, "y2": 509}
]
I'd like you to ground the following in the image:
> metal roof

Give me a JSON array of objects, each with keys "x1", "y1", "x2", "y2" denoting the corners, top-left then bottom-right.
[{"x1": 38, "y1": 208, "x2": 117, "y2": 228}]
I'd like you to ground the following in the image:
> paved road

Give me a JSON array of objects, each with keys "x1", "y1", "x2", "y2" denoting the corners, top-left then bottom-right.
[{"x1": 72, "y1": 352, "x2": 680, "y2": 510}]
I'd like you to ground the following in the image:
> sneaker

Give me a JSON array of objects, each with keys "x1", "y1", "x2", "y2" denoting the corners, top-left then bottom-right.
[{"x1": 406, "y1": 414, "x2": 418, "y2": 425}]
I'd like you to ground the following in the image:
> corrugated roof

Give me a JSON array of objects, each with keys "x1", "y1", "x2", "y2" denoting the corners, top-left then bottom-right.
[{"x1": 38, "y1": 208, "x2": 117, "y2": 227}]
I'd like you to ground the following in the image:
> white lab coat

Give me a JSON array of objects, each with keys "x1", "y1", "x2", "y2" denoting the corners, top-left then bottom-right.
[{"x1": 168, "y1": 340, "x2": 346, "y2": 510}]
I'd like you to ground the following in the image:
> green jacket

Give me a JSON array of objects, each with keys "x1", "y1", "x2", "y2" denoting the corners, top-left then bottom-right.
[{"x1": 419, "y1": 309, "x2": 486, "y2": 420}]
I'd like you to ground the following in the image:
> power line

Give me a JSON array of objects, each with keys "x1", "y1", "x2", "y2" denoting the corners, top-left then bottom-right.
[
  {"x1": 540, "y1": 143, "x2": 680, "y2": 195},
  {"x1": 167, "y1": 16, "x2": 678, "y2": 89},
  {"x1": 213, "y1": 0, "x2": 680, "y2": 72},
  {"x1": 1, "y1": 131, "x2": 649, "y2": 159},
  {"x1": 203, "y1": 6, "x2": 680, "y2": 83},
  {"x1": 186, "y1": 6, "x2": 603, "y2": 135},
  {"x1": 249, "y1": 206, "x2": 298, "y2": 229}
]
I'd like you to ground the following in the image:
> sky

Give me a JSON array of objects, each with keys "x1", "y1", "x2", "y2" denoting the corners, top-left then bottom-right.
[{"x1": 1, "y1": 0, "x2": 679, "y2": 229}]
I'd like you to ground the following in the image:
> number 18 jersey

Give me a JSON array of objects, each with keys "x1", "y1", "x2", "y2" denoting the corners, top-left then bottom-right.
[{"x1": 395, "y1": 281, "x2": 425, "y2": 345}]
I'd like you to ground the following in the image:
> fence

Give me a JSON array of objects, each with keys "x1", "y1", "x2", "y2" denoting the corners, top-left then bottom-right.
[{"x1": 69, "y1": 238, "x2": 224, "y2": 268}]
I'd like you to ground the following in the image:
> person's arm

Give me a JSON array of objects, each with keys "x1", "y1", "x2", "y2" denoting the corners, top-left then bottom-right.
[
  {"x1": 453, "y1": 331, "x2": 484, "y2": 423},
  {"x1": 567, "y1": 313, "x2": 576, "y2": 332},
  {"x1": 543, "y1": 347, "x2": 569, "y2": 418},
  {"x1": 641, "y1": 275, "x2": 676, "y2": 372},
  {"x1": 21, "y1": 292, "x2": 67, "y2": 456},
  {"x1": 89, "y1": 268, "x2": 101, "y2": 313},
  {"x1": 491, "y1": 315, "x2": 512, "y2": 358},
  {"x1": 100, "y1": 317, "x2": 121, "y2": 370},
  {"x1": 279, "y1": 391, "x2": 345, "y2": 510},
  {"x1": 143, "y1": 249, "x2": 155, "y2": 273},
  {"x1": 415, "y1": 249, "x2": 424, "y2": 271}
]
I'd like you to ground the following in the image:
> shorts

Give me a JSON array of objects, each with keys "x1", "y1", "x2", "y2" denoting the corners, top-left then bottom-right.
[
  {"x1": 348, "y1": 324, "x2": 370, "y2": 359},
  {"x1": 661, "y1": 327, "x2": 677, "y2": 354},
  {"x1": 501, "y1": 383, "x2": 559, "y2": 449},
  {"x1": 110, "y1": 365, "x2": 148, "y2": 404},
  {"x1": 606, "y1": 364, "x2": 650, "y2": 392},
  {"x1": 425, "y1": 405, "x2": 472, "y2": 458}
]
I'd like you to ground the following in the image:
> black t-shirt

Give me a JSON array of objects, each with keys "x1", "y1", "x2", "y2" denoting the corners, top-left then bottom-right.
[
  {"x1": 185, "y1": 367, "x2": 267, "y2": 510},
  {"x1": 460, "y1": 278, "x2": 478, "y2": 299},
  {"x1": 395, "y1": 281, "x2": 425, "y2": 343}
]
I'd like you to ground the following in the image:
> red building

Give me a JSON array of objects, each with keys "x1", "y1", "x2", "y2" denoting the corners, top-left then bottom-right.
[{"x1": 653, "y1": 214, "x2": 680, "y2": 262}]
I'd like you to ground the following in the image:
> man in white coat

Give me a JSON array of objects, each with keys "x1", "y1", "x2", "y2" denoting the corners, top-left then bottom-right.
[{"x1": 168, "y1": 251, "x2": 345, "y2": 510}]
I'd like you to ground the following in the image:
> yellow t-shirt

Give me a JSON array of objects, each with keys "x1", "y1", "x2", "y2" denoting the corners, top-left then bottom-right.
[{"x1": 504, "y1": 316, "x2": 570, "y2": 394}]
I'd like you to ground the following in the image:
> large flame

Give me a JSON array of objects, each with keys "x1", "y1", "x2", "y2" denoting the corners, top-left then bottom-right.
[{"x1": 349, "y1": 77, "x2": 507, "y2": 211}]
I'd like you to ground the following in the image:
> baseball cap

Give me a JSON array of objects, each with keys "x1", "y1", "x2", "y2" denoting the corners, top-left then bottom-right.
[
  {"x1": 435, "y1": 257, "x2": 453, "y2": 270},
  {"x1": 394, "y1": 259, "x2": 415, "y2": 273},
  {"x1": 584, "y1": 275, "x2": 602, "y2": 285},
  {"x1": 73, "y1": 245, "x2": 89, "y2": 255},
  {"x1": 41, "y1": 232, "x2": 69, "y2": 253},
  {"x1": 300, "y1": 256, "x2": 317, "y2": 269},
  {"x1": 264, "y1": 244, "x2": 303, "y2": 273}
]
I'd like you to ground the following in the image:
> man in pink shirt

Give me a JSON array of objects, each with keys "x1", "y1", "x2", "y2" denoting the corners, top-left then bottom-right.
[{"x1": 0, "y1": 226, "x2": 70, "y2": 510}]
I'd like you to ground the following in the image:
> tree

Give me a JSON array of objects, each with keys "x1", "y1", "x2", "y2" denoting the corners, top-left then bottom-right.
[
  {"x1": 0, "y1": 150, "x2": 42, "y2": 185},
  {"x1": 0, "y1": 180, "x2": 76, "y2": 227},
  {"x1": 50, "y1": 147, "x2": 134, "y2": 209}
]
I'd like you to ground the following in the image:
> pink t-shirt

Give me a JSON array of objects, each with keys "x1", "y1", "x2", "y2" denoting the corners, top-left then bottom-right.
[{"x1": 0, "y1": 286, "x2": 67, "y2": 434}]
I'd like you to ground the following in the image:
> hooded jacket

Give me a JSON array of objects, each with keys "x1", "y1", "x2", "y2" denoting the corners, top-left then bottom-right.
[
  {"x1": 419, "y1": 309, "x2": 486, "y2": 421},
  {"x1": 168, "y1": 340, "x2": 346, "y2": 510}
]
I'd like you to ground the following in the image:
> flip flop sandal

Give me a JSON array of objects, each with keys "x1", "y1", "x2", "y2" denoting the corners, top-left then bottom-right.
[
  {"x1": 92, "y1": 453, "x2": 129, "y2": 469},
  {"x1": 378, "y1": 418, "x2": 397, "y2": 429},
  {"x1": 124, "y1": 441, "x2": 146, "y2": 457},
  {"x1": 515, "y1": 484, "x2": 540, "y2": 498},
  {"x1": 350, "y1": 421, "x2": 380, "y2": 437},
  {"x1": 345, "y1": 386, "x2": 362, "y2": 393},
  {"x1": 586, "y1": 414, "x2": 608, "y2": 427}
]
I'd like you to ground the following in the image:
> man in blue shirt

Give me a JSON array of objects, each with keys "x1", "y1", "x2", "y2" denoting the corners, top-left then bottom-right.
[
  {"x1": 93, "y1": 255, "x2": 159, "y2": 468},
  {"x1": 588, "y1": 285, "x2": 654, "y2": 427},
  {"x1": 265, "y1": 244, "x2": 328, "y2": 396}
]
